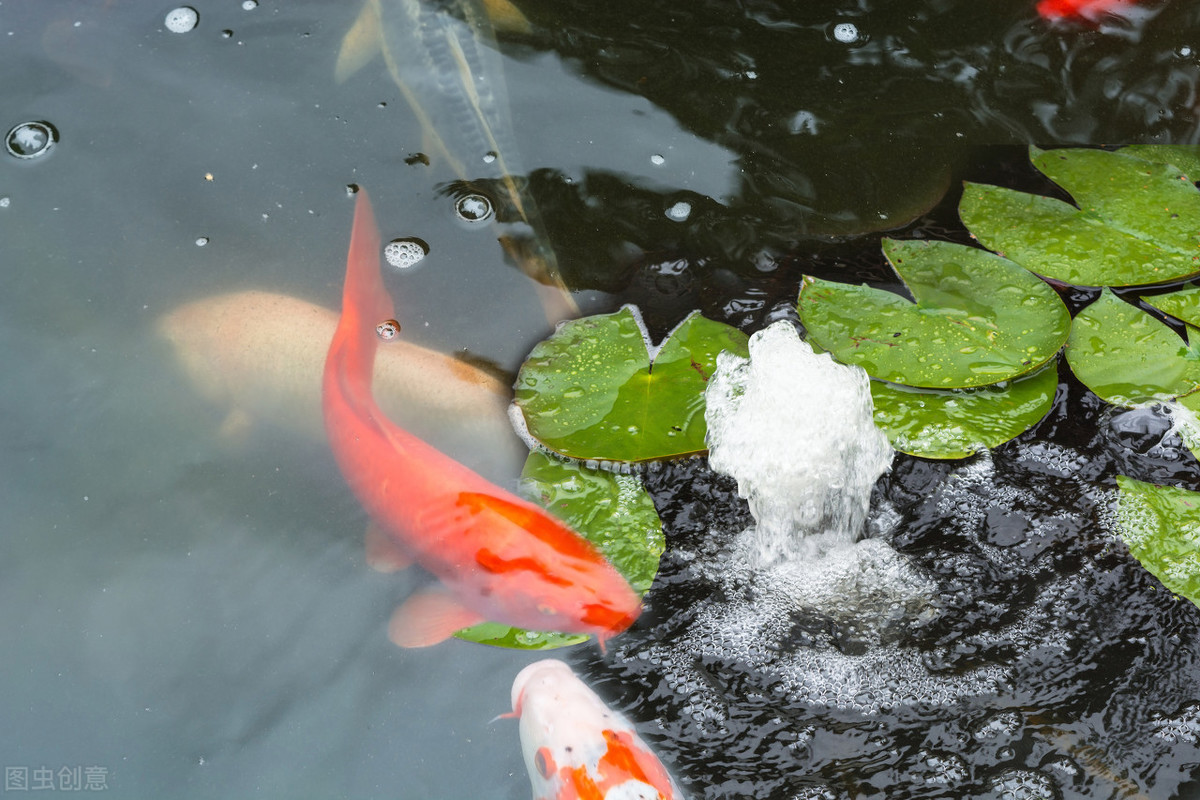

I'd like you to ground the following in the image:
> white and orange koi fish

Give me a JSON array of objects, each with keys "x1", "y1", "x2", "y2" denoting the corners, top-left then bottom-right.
[{"x1": 510, "y1": 659, "x2": 680, "y2": 800}]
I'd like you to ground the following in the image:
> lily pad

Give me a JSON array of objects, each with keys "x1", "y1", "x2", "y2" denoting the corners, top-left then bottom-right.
[
  {"x1": 1120, "y1": 145, "x2": 1200, "y2": 181},
  {"x1": 1144, "y1": 284, "x2": 1200, "y2": 329},
  {"x1": 960, "y1": 147, "x2": 1200, "y2": 287},
  {"x1": 869, "y1": 365, "x2": 1058, "y2": 460},
  {"x1": 1116, "y1": 476, "x2": 1200, "y2": 609},
  {"x1": 798, "y1": 238, "x2": 1069, "y2": 388},
  {"x1": 514, "y1": 306, "x2": 749, "y2": 462},
  {"x1": 454, "y1": 451, "x2": 664, "y2": 649},
  {"x1": 1065, "y1": 289, "x2": 1200, "y2": 412}
]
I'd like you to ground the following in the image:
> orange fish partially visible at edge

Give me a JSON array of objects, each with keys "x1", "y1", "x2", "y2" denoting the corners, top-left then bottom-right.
[
  {"x1": 321, "y1": 189, "x2": 641, "y2": 648},
  {"x1": 1036, "y1": 0, "x2": 1144, "y2": 23}
]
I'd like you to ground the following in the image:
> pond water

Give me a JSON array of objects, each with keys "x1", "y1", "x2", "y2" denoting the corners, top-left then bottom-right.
[{"x1": 1, "y1": 0, "x2": 1199, "y2": 798}]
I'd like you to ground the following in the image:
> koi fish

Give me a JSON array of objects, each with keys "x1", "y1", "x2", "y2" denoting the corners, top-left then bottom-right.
[
  {"x1": 335, "y1": 0, "x2": 578, "y2": 324},
  {"x1": 322, "y1": 189, "x2": 641, "y2": 647},
  {"x1": 510, "y1": 659, "x2": 680, "y2": 800},
  {"x1": 1036, "y1": 0, "x2": 1143, "y2": 23},
  {"x1": 156, "y1": 289, "x2": 524, "y2": 482}
]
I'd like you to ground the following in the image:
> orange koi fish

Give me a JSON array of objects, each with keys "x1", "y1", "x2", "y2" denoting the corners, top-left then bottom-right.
[
  {"x1": 322, "y1": 190, "x2": 641, "y2": 648},
  {"x1": 510, "y1": 659, "x2": 680, "y2": 800},
  {"x1": 1036, "y1": 0, "x2": 1142, "y2": 23}
]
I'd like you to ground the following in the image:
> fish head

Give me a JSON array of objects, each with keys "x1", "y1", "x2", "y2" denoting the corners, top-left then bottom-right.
[
  {"x1": 510, "y1": 659, "x2": 675, "y2": 800},
  {"x1": 459, "y1": 492, "x2": 643, "y2": 642}
]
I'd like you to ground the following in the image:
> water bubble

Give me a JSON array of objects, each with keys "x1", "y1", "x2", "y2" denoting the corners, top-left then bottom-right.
[
  {"x1": 665, "y1": 201, "x2": 692, "y2": 222},
  {"x1": 5, "y1": 121, "x2": 58, "y2": 159},
  {"x1": 345, "y1": 184, "x2": 359, "y2": 196},
  {"x1": 454, "y1": 193, "x2": 493, "y2": 223},
  {"x1": 384, "y1": 238, "x2": 428, "y2": 270},
  {"x1": 650, "y1": 154, "x2": 665, "y2": 166},
  {"x1": 0, "y1": 197, "x2": 10, "y2": 209},
  {"x1": 195, "y1": 237, "x2": 209, "y2": 247},
  {"x1": 827, "y1": 21, "x2": 867, "y2": 45},
  {"x1": 241, "y1": 0, "x2": 258, "y2": 9},
  {"x1": 164, "y1": 7, "x2": 199, "y2": 33},
  {"x1": 221, "y1": 29, "x2": 234, "y2": 38},
  {"x1": 482, "y1": 151, "x2": 497, "y2": 164},
  {"x1": 376, "y1": 319, "x2": 401, "y2": 341}
]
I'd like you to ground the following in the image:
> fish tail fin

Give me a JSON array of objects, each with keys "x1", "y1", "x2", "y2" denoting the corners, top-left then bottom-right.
[{"x1": 334, "y1": 0, "x2": 383, "y2": 83}]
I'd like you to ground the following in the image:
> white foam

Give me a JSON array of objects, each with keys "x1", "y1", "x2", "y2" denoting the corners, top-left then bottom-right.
[{"x1": 705, "y1": 321, "x2": 893, "y2": 565}]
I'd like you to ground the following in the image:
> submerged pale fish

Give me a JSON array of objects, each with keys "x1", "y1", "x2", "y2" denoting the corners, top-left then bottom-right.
[
  {"x1": 335, "y1": 0, "x2": 578, "y2": 323},
  {"x1": 156, "y1": 289, "x2": 524, "y2": 480}
]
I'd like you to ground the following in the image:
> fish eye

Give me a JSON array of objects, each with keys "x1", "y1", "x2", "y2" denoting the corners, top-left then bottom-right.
[{"x1": 535, "y1": 747, "x2": 553, "y2": 778}]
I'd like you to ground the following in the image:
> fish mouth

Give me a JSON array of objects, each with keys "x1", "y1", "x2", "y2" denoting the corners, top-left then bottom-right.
[{"x1": 581, "y1": 603, "x2": 639, "y2": 636}]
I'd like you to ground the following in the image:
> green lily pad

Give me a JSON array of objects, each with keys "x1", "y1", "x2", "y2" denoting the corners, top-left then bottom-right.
[
  {"x1": 1144, "y1": 284, "x2": 1200, "y2": 329},
  {"x1": 514, "y1": 306, "x2": 749, "y2": 462},
  {"x1": 1116, "y1": 476, "x2": 1200, "y2": 609},
  {"x1": 1064, "y1": 289, "x2": 1200, "y2": 412},
  {"x1": 798, "y1": 238, "x2": 1069, "y2": 389},
  {"x1": 960, "y1": 147, "x2": 1200, "y2": 287},
  {"x1": 869, "y1": 365, "x2": 1058, "y2": 460},
  {"x1": 454, "y1": 451, "x2": 664, "y2": 649},
  {"x1": 1120, "y1": 145, "x2": 1200, "y2": 181}
]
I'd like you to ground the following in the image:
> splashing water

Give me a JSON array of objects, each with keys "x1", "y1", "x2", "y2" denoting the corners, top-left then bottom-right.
[{"x1": 704, "y1": 321, "x2": 893, "y2": 565}]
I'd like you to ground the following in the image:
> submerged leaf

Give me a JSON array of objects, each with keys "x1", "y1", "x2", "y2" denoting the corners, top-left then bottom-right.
[
  {"x1": 960, "y1": 147, "x2": 1200, "y2": 287},
  {"x1": 1116, "y1": 476, "x2": 1200, "y2": 609},
  {"x1": 798, "y1": 239, "x2": 1069, "y2": 388},
  {"x1": 869, "y1": 365, "x2": 1058, "y2": 459},
  {"x1": 514, "y1": 307, "x2": 749, "y2": 462},
  {"x1": 454, "y1": 452, "x2": 664, "y2": 649},
  {"x1": 1064, "y1": 289, "x2": 1200, "y2": 411}
]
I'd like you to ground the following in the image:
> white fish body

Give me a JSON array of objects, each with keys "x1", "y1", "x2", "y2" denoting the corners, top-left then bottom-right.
[{"x1": 511, "y1": 659, "x2": 678, "y2": 800}]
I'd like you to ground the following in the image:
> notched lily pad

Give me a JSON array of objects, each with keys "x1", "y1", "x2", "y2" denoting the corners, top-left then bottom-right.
[
  {"x1": 960, "y1": 146, "x2": 1200, "y2": 287},
  {"x1": 1144, "y1": 284, "x2": 1200, "y2": 329},
  {"x1": 1064, "y1": 288, "x2": 1200, "y2": 412},
  {"x1": 1116, "y1": 475, "x2": 1200, "y2": 609},
  {"x1": 869, "y1": 364, "x2": 1058, "y2": 460},
  {"x1": 454, "y1": 451, "x2": 665, "y2": 649},
  {"x1": 798, "y1": 238, "x2": 1069, "y2": 389},
  {"x1": 514, "y1": 306, "x2": 749, "y2": 462},
  {"x1": 1119, "y1": 145, "x2": 1200, "y2": 183}
]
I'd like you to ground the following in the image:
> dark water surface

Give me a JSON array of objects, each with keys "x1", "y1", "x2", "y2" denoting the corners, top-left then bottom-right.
[{"x1": 2, "y1": 0, "x2": 1199, "y2": 798}]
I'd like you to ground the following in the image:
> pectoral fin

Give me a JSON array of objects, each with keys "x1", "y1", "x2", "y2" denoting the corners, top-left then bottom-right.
[
  {"x1": 388, "y1": 589, "x2": 486, "y2": 648},
  {"x1": 482, "y1": 0, "x2": 533, "y2": 35},
  {"x1": 334, "y1": 0, "x2": 383, "y2": 83}
]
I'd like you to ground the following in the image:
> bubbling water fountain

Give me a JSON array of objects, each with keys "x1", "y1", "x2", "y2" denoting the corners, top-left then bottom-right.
[{"x1": 705, "y1": 321, "x2": 893, "y2": 564}]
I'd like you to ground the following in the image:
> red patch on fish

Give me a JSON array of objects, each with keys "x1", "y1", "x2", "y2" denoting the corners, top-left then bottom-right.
[
  {"x1": 1036, "y1": 0, "x2": 1143, "y2": 22},
  {"x1": 322, "y1": 190, "x2": 641, "y2": 647}
]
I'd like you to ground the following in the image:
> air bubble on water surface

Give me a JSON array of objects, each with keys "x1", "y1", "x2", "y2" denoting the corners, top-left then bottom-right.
[
  {"x1": 828, "y1": 21, "x2": 866, "y2": 45},
  {"x1": 984, "y1": 769, "x2": 1058, "y2": 800},
  {"x1": 376, "y1": 319, "x2": 401, "y2": 341},
  {"x1": 650, "y1": 154, "x2": 665, "y2": 166},
  {"x1": 664, "y1": 201, "x2": 691, "y2": 222},
  {"x1": 6, "y1": 121, "x2": 57, "y2": 159},
  {"x1": 454, "y1": 193, "x2": 493, "y2": 223},
  {"x1": 345, "y1": 184, "x2": 359, "y2": 196},
  {"x1": 384, "y1": 238, "x2": 428, "y2": 270},
  {"x1": 482, "y1": 151, "x2": 497, "y2": 164},
  {"x1": 164, "y1": 7, "x2": 199, "y2": 33},
  {"x1": 0, "y1": 197, "x2": 9, "y2": 208},
  {"x1": 242, "y1": 0, "x2": 258, "y2": 9},
  {"x1": 195, "y1": 237, "x2": 209, "y2": 247}
]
